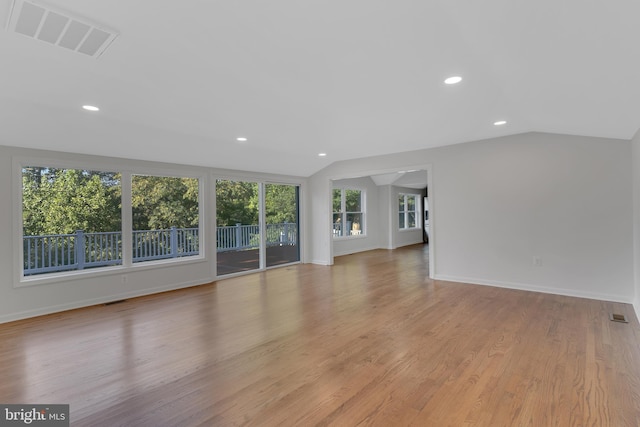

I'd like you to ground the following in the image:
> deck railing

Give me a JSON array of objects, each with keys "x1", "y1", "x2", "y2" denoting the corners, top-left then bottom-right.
[
  {"x1": 133, "y1": 227, "x2": 199, "y2": 263},
  {"x1": 216, "y1": 223, "x2": 297, "y2": 252},
  {"x1": 23, "y1": 223, "x2": 297, "y2": 275}
]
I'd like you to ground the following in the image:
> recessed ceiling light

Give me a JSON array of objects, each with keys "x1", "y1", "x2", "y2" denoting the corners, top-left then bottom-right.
[
  {"x1": 82, "y1": 105, "x2": 99, "y2": 112},
  {"x1": 494, "y1": 120, "x2": 507, "y2": 126},
  {"x1": 318, "y1": 153, "x2": 327, "y2": 157},
  {"x1": 236, "y1": 137, "x2": 248, "y2": 142},
  {"x1": 444, "y1": 76, "x2": 462, "y2": 85}
]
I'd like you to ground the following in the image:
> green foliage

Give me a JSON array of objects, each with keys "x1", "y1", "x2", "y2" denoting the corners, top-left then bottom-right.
[
  {"x1": 22, "y1": 168, "x2": 121, "y2": 236},
  {"x1": 265, "y1": 184, "x2": 297, "y2": 224},
  {"x1": 215, "y1": 181, "x2": 298, "y2": 226},
  {"x1": 332, "y1": 189, "x2": 342, "y2": 213},
  {"x1": 215, "y1": 180, "x2": 259, "y2": 226},
  {"x1": 22, "y1": 169, "x2": 298, "y2": 237},
  {"x1": 345, "y1": 189, "x2": 362, "y2": 212},
  {"x1": 132, "y1": 175, "x2": 199, "y2": 230},
  {"x1": 333, "y1": 188, "x2": 362, "y2": 213}
]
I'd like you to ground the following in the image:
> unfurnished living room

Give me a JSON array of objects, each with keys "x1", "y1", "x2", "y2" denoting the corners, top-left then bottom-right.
[{"x1": 2, "y1": 0, "x2": 640, "y2": 426}]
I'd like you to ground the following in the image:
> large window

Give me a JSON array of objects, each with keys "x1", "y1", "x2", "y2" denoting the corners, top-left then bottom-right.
[
  {"x1": 399, "y1": 193, "x2": 419, "y2": 229},
  {"x1": 22, "y1": 167, "x2": 122, "y2": 276},
  {"x1": 333, "y1": 188, "x2": 364, "y2": 237},
  {"x1": 132, "y1": 175, "x2": 200, "y2": 263},
  {"x1": 21, "y1": 164, "x2": 202, "y2": 279}
]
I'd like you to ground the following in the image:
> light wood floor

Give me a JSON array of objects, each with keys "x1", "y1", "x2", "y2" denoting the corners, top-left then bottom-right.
[{"x1": 2, "y1": 244, "x2": 640, "y2": 426}]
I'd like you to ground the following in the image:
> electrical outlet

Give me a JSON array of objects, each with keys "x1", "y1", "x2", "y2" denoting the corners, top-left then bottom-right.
[{"x1": 533, "y1": 256, "x2": 542, "y2": 267}]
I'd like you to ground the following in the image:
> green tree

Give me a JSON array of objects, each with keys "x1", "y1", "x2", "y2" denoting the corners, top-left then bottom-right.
[
  {"x1": 131, "y1": 175, "x2": 199, "y2": 230},
  {"x1": 22, "y1": 169, "x2": 299, "y2": 238},
  {"x1": 332, "y1": 189, "x2": 342, "y2": 213},
  {"x1": 265, "y1": 184, "x2": 297, "y2": 224},
  {"x1": 345, "y1": 189, "x2": 362, "y2": 212},
  {"x1": 216, "y1": 180, "x2": 259, "y2": 226},
  {"x1": 22, "y1": 168, "x2": 121, "y2": 236}
]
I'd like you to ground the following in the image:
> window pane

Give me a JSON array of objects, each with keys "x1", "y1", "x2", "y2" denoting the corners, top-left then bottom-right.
[
  {"x1": 132, "y1": 175, "x2": 199, "y2": 263},
  {"x1": 408, "y1": 212, "x2": 416, "y2": 228},
  {"x1": 265, "y1": 184, "x2": 299, "y2": 267},
  {"x1": 408, "y1": 195, "x2": 416, "y2": 211},
  {"x1": 333, "y1": 189, "x2": 342, "y2": 212},
  {"x1": 399, "y1": 195, "x2": 405, "y2": 210},
  {"x1": 22, "y1": 167, "x2": 122, "y2": 276},
  {"x1": 399, "y1": 212, "x2": 405, "y2": 229},
  {"x1": 346, "y1": 213, "x2": 362, "y2": 235},
  {"x1": 333, "y1": 213, "x2": 343, "y2": 237},
  {"x1": 345, "y1": 190, "x2": 361, "y2": 212},
  {"x1": 216, "y1": 179, "x2": 260, "y2": 275}
]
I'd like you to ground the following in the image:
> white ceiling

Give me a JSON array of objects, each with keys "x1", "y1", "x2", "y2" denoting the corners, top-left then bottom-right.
[{"x1": 1, "y1": 0, "x2": 639, "y2": 177}]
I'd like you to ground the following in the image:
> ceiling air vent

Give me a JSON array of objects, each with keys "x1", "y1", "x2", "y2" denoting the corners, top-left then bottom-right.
[{"x1": 6, "y1": 0, "x2": 118, "y2": 58}]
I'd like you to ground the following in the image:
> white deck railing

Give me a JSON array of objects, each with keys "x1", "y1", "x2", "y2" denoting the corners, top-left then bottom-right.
[{"x1": 23, "y1": 223, "x2": 297, "y2": 276}]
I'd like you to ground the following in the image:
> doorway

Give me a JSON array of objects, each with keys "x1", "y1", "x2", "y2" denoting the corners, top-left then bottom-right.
[
  {"x1": 329, "y1": 166, "x2": 433, "y2": 279},
  {"x1": 216, "y1": 180, "x2": 301, "y2": 276}
]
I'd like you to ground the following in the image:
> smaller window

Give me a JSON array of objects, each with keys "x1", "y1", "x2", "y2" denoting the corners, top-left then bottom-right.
[
  {"x1": 399, "y1": 193, "x2": 419, "y2": 230},
  {"x1": 333, "y1": 188, "x2": 365, "y2": 237},
  {"x1": 132, "y1": 175, "x2": 200, "y2": 263}
]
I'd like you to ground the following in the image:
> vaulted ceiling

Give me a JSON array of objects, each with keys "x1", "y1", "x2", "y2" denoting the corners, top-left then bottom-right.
[{"x1": 1, "y1": 0, "x2": 639, "y2": 176}]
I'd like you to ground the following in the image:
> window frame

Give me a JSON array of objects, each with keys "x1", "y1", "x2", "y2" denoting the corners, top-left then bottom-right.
[
  {"x1": 332, "y1": 187, "x2": 365, "y2": 238},
  {"x1": 398, "y1": 193, "x2": 420, "y2": 230},
  {"x1": 14, "y1": 156, "x2": 206, "y2": 287},
  {"x1": 214, "y1": 179, "x2": 302, "y2": 275},
  {"x1": 131, "y1": 173, "x2": 202, "y2": 265}
]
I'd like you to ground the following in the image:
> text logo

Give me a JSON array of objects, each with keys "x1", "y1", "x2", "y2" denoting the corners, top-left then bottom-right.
[{"x1": 1, "y1": 405, "x2": 69, "y2": 426}]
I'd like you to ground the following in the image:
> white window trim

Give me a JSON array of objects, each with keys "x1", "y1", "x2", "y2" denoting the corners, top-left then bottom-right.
[
  {"x1": 13, "y1": 156, "x2": 207, "y2": 288},
  {"x1": 398, "y1": 193, "x2": 420, "y2": 230},
  {"x1": 332, "y1": 187, "x2": 366, "y2": 239}
]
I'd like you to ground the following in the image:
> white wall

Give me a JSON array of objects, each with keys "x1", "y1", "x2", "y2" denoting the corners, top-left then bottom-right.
[
  {"x1": 310, "y1": 132, "x2": 634, "y2": 302},
  {"x1": 307, "y1": 172, "x2": 331, "y2": 265},
  {"x1": 378, "y1": 185, "x2": 393, "y2": 249},
  {"x1": 0, "y1": 145, "x2": 306, "y2": 323},
  {"x1": 631, "y1": 128, "x2": 640, "y2": 321},
  {"x1": 3, "y1": 130, "x2": 635, "y2": 323}
]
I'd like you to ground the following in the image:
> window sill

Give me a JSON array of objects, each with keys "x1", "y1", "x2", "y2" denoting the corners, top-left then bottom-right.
[
  {"x1": 333, "y1": 234, "x2": 367, "y2": 240},
  {"x1": 16, "y1": 255, "x2": 207, "y2": 288}
]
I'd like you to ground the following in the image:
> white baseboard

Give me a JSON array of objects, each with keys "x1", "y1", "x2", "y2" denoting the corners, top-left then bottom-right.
[
  {"x1": 0, "y1": 277, "x2": 212, "y2": 324},
  {"x1": 434, "y1": 274, "x2": 633, "y2": 304},
  {"x1": 334, "y1": 242, "x2": 390, "y2": 257},
  {"x1": 389, "y1": 240, "x2": 425, "y2": 250}
]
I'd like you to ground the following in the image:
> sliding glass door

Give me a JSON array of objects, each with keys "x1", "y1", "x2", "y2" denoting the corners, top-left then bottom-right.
[
  {"x1": 265, "y1": 184, "x2": 299, "y2": 267},
  {"x1": 216, "y1": 179, "x2": 260, "y2": 276},
  {"x1": 216, "y1": 180, "x2": 300, "y2": 276}
]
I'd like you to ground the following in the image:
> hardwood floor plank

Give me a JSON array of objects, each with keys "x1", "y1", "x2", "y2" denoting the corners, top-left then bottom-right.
[{"x1": 1, "y1": 244, "x2": 640, "y2": 426}]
